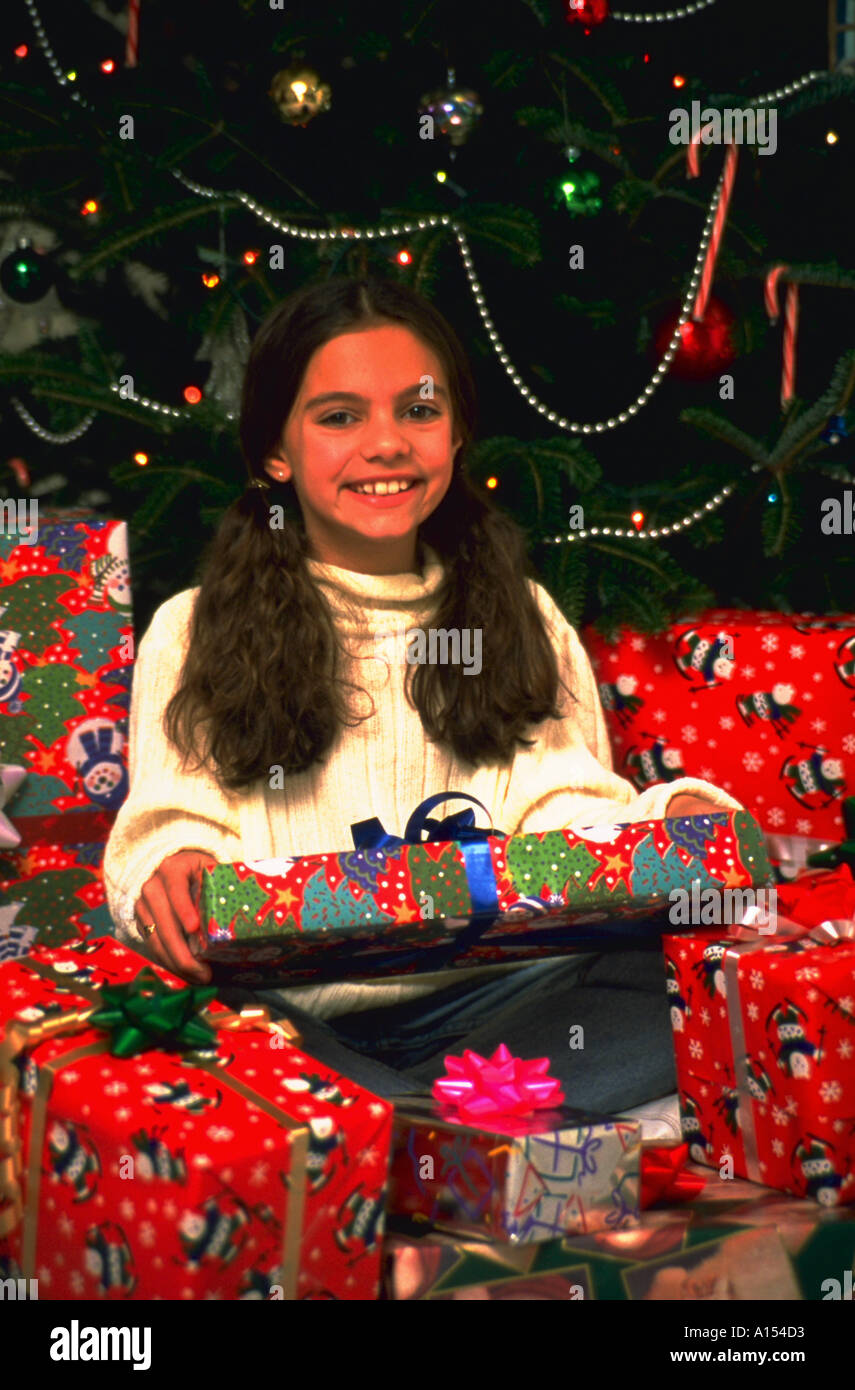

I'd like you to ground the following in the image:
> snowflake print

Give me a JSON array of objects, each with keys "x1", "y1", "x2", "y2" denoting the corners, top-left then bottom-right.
[
  {"x1": 163, "y1": 1200, "x2": 179, "y2": 1221},
  {"x1": 69, "y1": 1271, "x2": 85, "y2": 1295},
  {"x1": 58, "y1": 1071, "x2": 80, "y2": 1085},
  {"x1": 796, "y1": 819, "x2": 813, "y2": 834},
  {"x1": 191, "y1": 1154, "x2": 214, "y2": 1169},
  {"x1": 700, "y1": 768, "x2": 715, "y2": 780},
  {"x1": 837, "y1": 1038, "x2": 853, "y2": 1060},
  {"x1": 57, "y1": 1214, "x2": 74, "y2": 1238},
  {"x1": 833, "y1": 1120, "x2": 846, "y2": 1135},
  {"x1": 681, "y1": 726, "x2": 698, "y2": 744},
  {"x1": 766, "y1": 807, "x2": 786, "y2": 827},
  {"x1": 812, "y1": 672, "x2": 823, "y2": 683},
  {"x1": 771, "y1": 1106, "x2": 789, "y2": 1127},
  {"x1": 819, "y1": 1080, "x2": 843, "y2": 1104},
  {"x1": 841, "y1": 996, "x2": 854, "y2": 1015},
  {"x1": 795, "y1": 967, "x2": 822, "y2": 982},
  {"x1": 743, "y1": 751, "x2": 765, "y2": 772},
  {"x1": 746, "y1": 1002, "x2": 759, "y2": 1021},
  {"x1": 811, "y1": 718, "x2": 827, "y2": 734},
  {"x1": 771, "y1": 1138, "x2": 785, "y2": 1158},
  {"x1": 361, "y1": 1145, "x2": 382, "y2": 1167},
  {"x1": 104, "y1": 1081, "x2": 129, "y2": 1097},
  {"x1": 750, "y1": 970, "x2": 764, "y2": 990},
  {"x1": 761, "y1": 634, "x2": 779, "y2": 652},
  {"x1": 115, "y1": 1108, "x2": 133, "y2": 1123},
  {"x1": 138, "y1": 1222, "x2": 158, "y2": 1248},
  {"x1": 652, "y1": 709, "x2": 667, "y2": 724},
  {"x1": 38, "y1": 1267, "x2": 52, "y2": 1287},
  {"x1": 842, "y1": 734, "x2": 855, "y2": 755},
  {"x1": 700, "y1": 1008, "x2": 711, "y2": 1027},
  {"x1": 719, "y1": 716, "x2": 735, "y2": 730},
  {"x1": 119, "y1": 1200, "x2": 135, "y2": 1220},
  {"x1": 743, "y1": 665, "x2": 755, "y2": 680},
  {"x1": 789, "y1": 644, "x2": 805, "y2": 660},
  {"x1": 785, "y1": 1095, "x2": 798, "y2": 1115},
  {"x1": 630, "y1": 635, "x2": 646, "y2": 651},
  {"x1": 206, "y1": 1126, "x2": 234, "y2": 1142},
  {"x1": 250, "y1": 1162, "x2": 270, "y2": 1187}
]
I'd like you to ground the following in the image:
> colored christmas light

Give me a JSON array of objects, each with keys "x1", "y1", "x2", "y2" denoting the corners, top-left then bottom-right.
[
  {"x1": 486, "y1": 477, "x2": 498, "y2": 489},
  {"x1": 81, "y1": 199, "x2": 99, "y2": 215},
  {"x1": 133, "y1": 452, "x2": 149, "y2": 466},
  {"x1": 396, "y1": 249, "x2": 412, "y2": 265},
  {"x1": 673, "y1": 74, "x2": 686, "y2": 88},
  {"x1": 242, "y1": 250, "x2": 259, "y2": 265},
  {"x1": 201, "y1": 272, "x2": 220, "y2": 288},
  {"x1": 100, "y1": 59, "x2": 116, "y2": 74},
  {"x1": 183, "y1": 386, "x2": 203, "y2": 404}
]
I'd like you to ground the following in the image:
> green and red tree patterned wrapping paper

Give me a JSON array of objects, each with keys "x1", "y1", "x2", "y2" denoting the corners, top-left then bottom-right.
[
  {"x1": 0, "y1": 936, "x2": 392, "y2": 1300},
  {"x1": 583, "y1": 609, "x2": 855, "y2": 841},
  {"x1": 197, "y1": 811, "x2": 774, "y2": 985},
  {"x1": 0, "y1": 513, "x2": 133, "y2": 954},
  {"x1": 384, "y1": 1097, "x2": 641, "y2": 1243},
  {"x1": 663, "y1": 925, "x2": 855, "y2": 1207}
]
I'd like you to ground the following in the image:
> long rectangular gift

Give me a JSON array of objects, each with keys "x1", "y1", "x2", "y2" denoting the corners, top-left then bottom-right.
[
  {"x1": 663, "y1": 913, "x2": 855, "y2": 1207},
  {"x1": 0, "y1": 936, "x2": 392, "y2": 1299},
  {"x1": 197, "y1": 796, "x2": 774, "y2": 986},
  {"x1": 384, "y1": 1094, "x2": 641, "y2": 1243},
  {"x1": 0, "y1": 512, "x2": 134, "y2": 952}
]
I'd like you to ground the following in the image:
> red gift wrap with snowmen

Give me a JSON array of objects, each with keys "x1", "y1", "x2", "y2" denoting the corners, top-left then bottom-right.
[
  {"x1": 663, "y1": 925, "x2": 855, "y2": 1207},
  {"x1": 0, "y1": 936, "x2": 392, "y2": 1300},
  {"x1": 583, "y1": 609, "x2": 855, "y2": 840},
  {"x1": 0, "y1": 512, "x2": 134, "y2": 950}
]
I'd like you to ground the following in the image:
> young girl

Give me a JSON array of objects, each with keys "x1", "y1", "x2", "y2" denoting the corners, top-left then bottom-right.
[{"x1": 103, "y1": 275, "x2": 743, "y2": 1111}]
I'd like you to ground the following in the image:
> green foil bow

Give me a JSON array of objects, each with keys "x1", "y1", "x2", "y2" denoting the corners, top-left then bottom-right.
[{"x1": 88, "y1": 968, "x2": 219, "y2": 1059}]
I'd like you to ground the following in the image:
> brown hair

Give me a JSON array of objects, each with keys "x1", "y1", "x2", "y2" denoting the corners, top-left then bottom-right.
[{"x1": 165, "y1": 276, "x2": 568, "y2": 790}]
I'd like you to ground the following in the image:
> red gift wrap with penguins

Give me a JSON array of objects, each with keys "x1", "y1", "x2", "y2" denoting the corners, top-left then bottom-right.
[
  {"x1": 584, "y1": 610, "x2": 855, "y2": 839},
  {"x1": 0, "y1": 937, "x2": 392, "y2": 1300},
  {"x1": 663, "y1": 928, "x2": 855, "y2": 1206}
]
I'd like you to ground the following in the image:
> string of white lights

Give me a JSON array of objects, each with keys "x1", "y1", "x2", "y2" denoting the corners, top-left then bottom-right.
[
  {"x1": 17, "y1": 0, "x2": 829, "y2": 540},
  {"x1": 545, "y1": 462, "x2": 766, "y2": 542},
  {"x1": 11, "y1": 396, "x2": 96, "y2": 443},
  {"x1": 612, "y1": 0, "x2": 717, "y2": 20}
]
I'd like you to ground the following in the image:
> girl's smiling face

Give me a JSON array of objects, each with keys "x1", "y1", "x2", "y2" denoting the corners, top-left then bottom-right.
[{"x1": 264, "y1": 323, "x2": 461, "y2": 574}]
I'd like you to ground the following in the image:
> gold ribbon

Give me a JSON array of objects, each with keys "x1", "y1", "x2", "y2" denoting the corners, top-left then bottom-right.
[
  {"x1": 0, "y1": 957, "x2": 306, "y2": 1297},
  {"x1": 721, "y1": 911, "x2": 855, "y2": 1183}
]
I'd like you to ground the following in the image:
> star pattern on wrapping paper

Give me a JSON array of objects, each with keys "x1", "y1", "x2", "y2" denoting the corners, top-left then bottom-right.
[{"x1": 262, "y1": 883, "x2": 299, "y2": 921}]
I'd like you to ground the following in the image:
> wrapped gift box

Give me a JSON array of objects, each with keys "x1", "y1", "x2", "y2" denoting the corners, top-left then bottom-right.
[
  {"x1": 198, "y1": 808, "x2": 773, "y2": 986},
  {"x1": 0, "y1": 937, "x2": 392, "y2": 1300},
  {"x1": 385, "y1": 1097, "x2": 641, "y2": 1243},
  {"x1": 663, "y1": 924, "x2": 855, "y2": 1206},
  {"x1": 583, "y1": 609, "x2": 855, "y2": 841},
  {"x1": 0, "y1": 513, "x2": 134, "y2": 950},
  {"x1": 383, "y1": 1165, "x2": 855, "y2": 1300}
]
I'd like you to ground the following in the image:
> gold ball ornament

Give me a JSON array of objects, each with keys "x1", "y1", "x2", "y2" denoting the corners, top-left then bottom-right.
[{"x1": 269, "y1": 68, "x2": 332, "y2": 126}]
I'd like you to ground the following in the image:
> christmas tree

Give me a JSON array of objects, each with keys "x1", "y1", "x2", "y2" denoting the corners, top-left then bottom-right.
[{"x1": 1, "y1": 0, "x2": 853, "y2": 637}]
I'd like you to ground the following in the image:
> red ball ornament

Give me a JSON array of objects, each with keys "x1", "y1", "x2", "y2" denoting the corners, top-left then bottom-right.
[
  {"x1": 564, "y1": 0, "x2": 610, "y2": 26},
  {"x1": 654, "y1": 297, "x2": 737, "y2": 380}
]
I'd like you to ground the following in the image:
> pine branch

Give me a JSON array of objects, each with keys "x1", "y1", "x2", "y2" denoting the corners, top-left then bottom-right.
[
  {"x1": 680, "y1": 408, "x2": 770, "y2": 464},
  {"x1": 769, "y1": 350, "x2": 855, "y2": 466},
  {"x1": 547, "y1": 55, "x2": 628, "y2": 125},
  {"x1": 69, "y1": 200, "x2": 239, "y2": 278}
]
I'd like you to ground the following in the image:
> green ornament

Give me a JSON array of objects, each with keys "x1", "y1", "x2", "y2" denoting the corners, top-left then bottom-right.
[
  {"x1": 88, "y1": 968, "x2": 218, "y2": 1058},
  {"x1": 0, "y1": 241, "x2": 54, "y2": 304}
]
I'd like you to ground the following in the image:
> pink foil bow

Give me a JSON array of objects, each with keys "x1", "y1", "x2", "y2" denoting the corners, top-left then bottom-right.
[{"x1": 431, "y1": 1043, "x2": 564, "y2": 1122}]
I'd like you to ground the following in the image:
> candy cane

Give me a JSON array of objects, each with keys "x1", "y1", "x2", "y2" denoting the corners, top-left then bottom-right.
[
  {"x1": 765, "y1": 266, "x2": 799, "y2": 408},
  {"x1": 692, "y1": 142, "x2": 739, "y2": 321},
  {"x1": 125, "y1": 0, "x2": 139, "y2": 68}
]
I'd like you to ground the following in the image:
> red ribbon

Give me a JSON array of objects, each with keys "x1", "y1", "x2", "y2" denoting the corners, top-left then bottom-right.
[{"x1": 640, "y1": 1142, "x2": 707, "y2": 1209}]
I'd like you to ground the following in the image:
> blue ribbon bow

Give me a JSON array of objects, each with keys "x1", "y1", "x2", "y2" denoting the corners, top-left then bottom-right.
[{"x1": 350, "y1": 793, "x2": 507, "y2": 962}]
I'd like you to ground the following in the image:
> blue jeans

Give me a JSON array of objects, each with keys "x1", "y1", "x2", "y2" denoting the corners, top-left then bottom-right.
[{"x1": 219, "y1": 942, "x2": 677, "y2": 1113}]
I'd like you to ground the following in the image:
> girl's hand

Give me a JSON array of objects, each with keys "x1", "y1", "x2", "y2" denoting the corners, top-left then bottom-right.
[
  {"x1": 134, "y1": 849, "x2": 217, "y2": 984},
  {"x1": 665, "y1": 793, "x2": 723, "y2": 818}
]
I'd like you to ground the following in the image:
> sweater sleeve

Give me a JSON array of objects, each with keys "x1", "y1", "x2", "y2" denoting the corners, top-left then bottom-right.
[
  {"x1": 501, "y1": 584, "x2": 745, "y2": 835},
  {"x1": 102, "y1": 589, "x2": 245, "y2": 947}
]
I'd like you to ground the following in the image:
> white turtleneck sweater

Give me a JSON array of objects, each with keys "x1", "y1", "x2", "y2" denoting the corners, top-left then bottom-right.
[{"x1": 103, "y1": 546, "x2": 744, "y2": 1017}]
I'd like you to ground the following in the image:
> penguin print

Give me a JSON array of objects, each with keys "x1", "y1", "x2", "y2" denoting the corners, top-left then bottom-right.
[
  {"x1": 664, "y1": 955, "x2": 691, "y2": 1033},
  {"x1": 780, "y1": 744, "x2": 847, "y2": 811},
  {"x1": 281, "y1": 1072, "x2": 358, "y2": 1108},
  {"x1": 143, "y1": 1079, "x2": 221, "y2": 1113},
  {"x1": 177, "y1": 1195, "x2": 250, "y2": 1271},
  {"x1": 692, "y1": 941, "x2": 727, "y2": 999},
  {"x1": 84, "y1": 1223, "x2": 136, "y2": 1296},
  {"x1": 673, "y1": 629, "x2": 736, "y2": 690},
  {"x1": 833, "y1": 635, "x2": 855, "y2": 697},
  {"x1": 766, "y1": 1000, "x2": 820, "y2": 1079},
  {"x1": 623, "y1": 734, "x2": 685, "y2": 790},
  {"x1": 679, "y1": 1093, "x2": 712, "y2": 1164},
  {"x1": 598, "y1": 674, "x2": 644, "y2": 728},
  {"x1": 130, "y1": 1127, "x2": 188, "y2": 1183},
  {"x1": 333, "y1": 1184, "x2": 385, "y2": 1261},
  {"x1": 791, "y1": 1136, "x2": 843, "y2": 1207},
  {"x1": 47, "y1": 1121, "x2": 101, "y2": 1201},
  {"x1": 735, "y1": 683, "x2": 801, "y2": 738}
]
